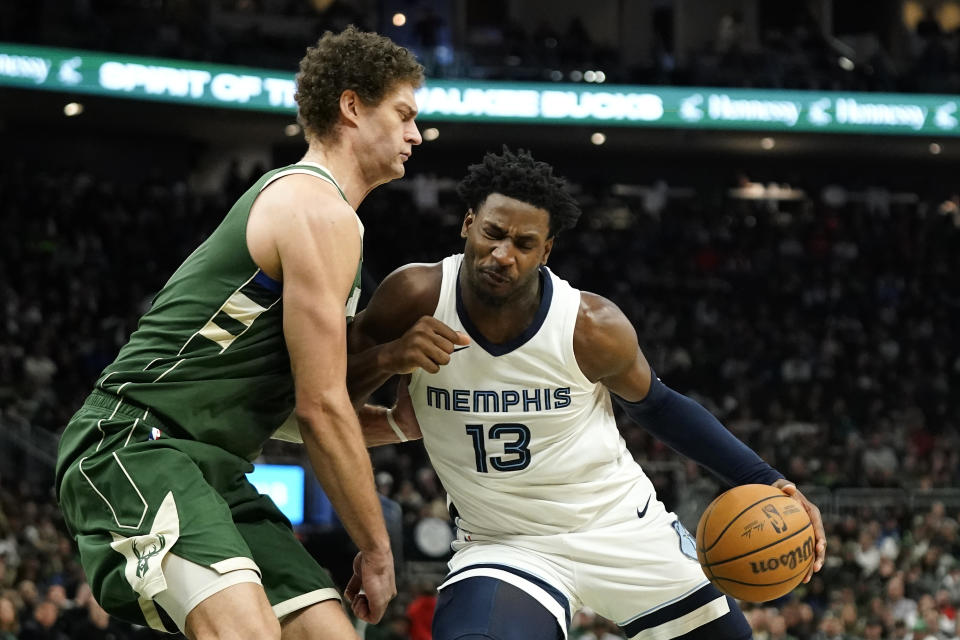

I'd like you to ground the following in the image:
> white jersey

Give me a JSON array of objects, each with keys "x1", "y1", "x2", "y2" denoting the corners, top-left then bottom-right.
[{"x1": 409, "y1": 254, "x2": 655, "y2": 537}]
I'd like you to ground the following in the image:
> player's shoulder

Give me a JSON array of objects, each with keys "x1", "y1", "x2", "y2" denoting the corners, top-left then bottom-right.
[
  {"x1": 378, "y1": 262, "x2": 444, "y2": 313},
  {"x1": 355, "y1": 262, "x2": 443, "y2": 342},
  {"x1": 255, "y1": 171, "x2": 355, "y2": 223},
  {"x1": 576, "y1": 291, "x2": 633, "y2": 335},
  {"x1": 573, "y1": 291, "x2": 638, "y2": 377},
  {"x1": 384, "y1": 261, "x2": 443, "y2": 284}
]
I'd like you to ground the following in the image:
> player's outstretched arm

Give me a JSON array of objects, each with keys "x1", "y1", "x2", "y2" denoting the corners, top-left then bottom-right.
[
  {"x1": 573, "y1": 292, "x2": 825, "y2": 579},
  {"x1": 573, "y1": 291, "x2": 781, "y2": 484},
  {"x1": 254, "y1": 178, "x2": 395, "y2": 622}
]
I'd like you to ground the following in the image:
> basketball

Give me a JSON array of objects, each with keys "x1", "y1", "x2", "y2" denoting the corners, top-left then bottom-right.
[{"x1": 696, "y1": 484, "x2": 814, "y2": 602}]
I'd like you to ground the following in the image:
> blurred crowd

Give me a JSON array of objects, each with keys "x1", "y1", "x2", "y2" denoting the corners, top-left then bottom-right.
[
  {"x1": 4, "y1": 481, "x2": 960, "y2": 639},
  {"x1": 1, "y1": 1, "x2": 959, "y2": 92},
  {"x1": 1, "y1": 155, "x2": 959, "y2": 640}
]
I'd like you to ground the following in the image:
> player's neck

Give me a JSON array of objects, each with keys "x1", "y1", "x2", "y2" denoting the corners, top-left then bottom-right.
[
  {"x1": 460, "y1": 273, "x2": 543, "y2": 345},
  {"x1": 299, "y1": 146, "x2": 369, "y2": 210}
]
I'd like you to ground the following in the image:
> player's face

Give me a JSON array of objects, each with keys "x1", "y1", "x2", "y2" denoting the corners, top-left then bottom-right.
[
  {"x1": 355, "y1": 82, "x2": 422, "y2": 182},
  {"x1": 460, "y1": 193, "x2": 554, "y2": 306}
]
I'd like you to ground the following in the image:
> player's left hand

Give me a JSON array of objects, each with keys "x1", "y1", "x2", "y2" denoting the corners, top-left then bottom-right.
[
  {"x1": 773, "y1": 479, "x2": 826, "y2": 582},
  {"x1": 391, "y1": 374, "x2": 421, "y2": 440},
  {"x1": 344, "y1": 548, "x2": 396, "y2": 623}
]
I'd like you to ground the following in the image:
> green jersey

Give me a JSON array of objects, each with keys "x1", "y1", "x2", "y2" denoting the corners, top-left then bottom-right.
[{"x1": 59, "y1": 163, "x2": 362, "y2": 464}]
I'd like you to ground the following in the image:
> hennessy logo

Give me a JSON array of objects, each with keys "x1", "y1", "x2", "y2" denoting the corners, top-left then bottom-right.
[
  {"x1": 132, "y1": 534, "x2": 166, "y2": 578},
  {"x1": 749, "y1": 536, "x2": 814, "y2": 574},
  {"x1": 761, "y1": 504, "x2": 787, "y2": 533}
]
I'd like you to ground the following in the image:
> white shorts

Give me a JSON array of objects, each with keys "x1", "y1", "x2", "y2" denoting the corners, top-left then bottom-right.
[{"x1": 441, "y1": 487, "x2": 729, "y2": 639}]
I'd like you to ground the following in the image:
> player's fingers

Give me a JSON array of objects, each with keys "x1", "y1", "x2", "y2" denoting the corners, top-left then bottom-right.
[
  {"x1": 414, "y1": 354, "x2": 441, "y2": 374},
  {"x1": 779, "y1": 482, "x2": 826, "y2": 573},
  {"x1": 412, "y1": 343, "x2": 454, "y2": 370},
  {"x1": 431, "y1": 335, "x2": 456, "y2": 354},
  {"x1": 799, "y1": 495, "x2": 827, "y2": 571},
  {"x1": 412, "y1": 316, "x2": 452, "y2": 340},
  {"x1": 351, "y1": 595, "x2": 369, "y2": 621},
  {"x1": 420, "y1": 317, "x2": 469, "y2": 346},
  {"x1": 776, "y1": 481, "x2": 797, "y2": 495},
  {"x1": 344, "y1": 573, "x2": 362, "y2": 602},
  {"x1": 422, "y1": 342, "x2": 454, "y2": 363},
  {"x1": 344, "y1": 553, "x2": 363, "y2": 601},
  {"x1": 815, "y1": 538, "x2": 827, "y2": 572}
]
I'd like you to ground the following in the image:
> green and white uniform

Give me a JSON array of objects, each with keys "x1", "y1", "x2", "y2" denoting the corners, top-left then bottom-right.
[{"x1": 56, "y1": 163, "x2": 361, "y2": 632}]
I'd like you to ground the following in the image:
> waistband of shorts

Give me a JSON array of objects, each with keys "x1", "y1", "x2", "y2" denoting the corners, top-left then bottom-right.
[{"x1": 84, "y1": 388, "x2": 169, "y2": 431}]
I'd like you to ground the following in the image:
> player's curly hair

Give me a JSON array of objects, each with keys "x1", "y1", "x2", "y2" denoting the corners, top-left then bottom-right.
[
  {"x1": 295, "y1": 26, "x2": 423, "y2": 141},
  {"x1": 457, "y1": 147, "x2": 582, "y2": 238}
]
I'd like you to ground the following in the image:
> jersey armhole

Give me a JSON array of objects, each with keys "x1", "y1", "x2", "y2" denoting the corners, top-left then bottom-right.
[
  {"x1": 563, "y1": 289, "x2": 596, "y2": 389},
  {"x1": 410, "y1": 256, "x2": 458, "y2": 391}
]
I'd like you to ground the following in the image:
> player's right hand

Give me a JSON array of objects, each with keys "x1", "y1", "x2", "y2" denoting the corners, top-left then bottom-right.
[
  {"x1": 381, "y1": 316, "x2": 469, "y2": 374},
  {"x1": 774, "y1": 479, "x2": 826, "y2": 582},
  {"x1": 344, "y1": 548, "x2": 396, "y2": 624}
]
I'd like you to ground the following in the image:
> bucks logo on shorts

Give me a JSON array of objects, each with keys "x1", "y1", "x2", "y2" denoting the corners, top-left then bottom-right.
[
  {"x1": 133, "y1": 534, "x2": 166, "y2": 578},
  {"x1": 110, "y1": 492, "x2": 181, "y2": 599}
]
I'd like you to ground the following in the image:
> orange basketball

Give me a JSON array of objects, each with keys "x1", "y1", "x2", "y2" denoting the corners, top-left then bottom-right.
[{"x1": 696, "y1": 484, "x2": 814, "y2": 602}]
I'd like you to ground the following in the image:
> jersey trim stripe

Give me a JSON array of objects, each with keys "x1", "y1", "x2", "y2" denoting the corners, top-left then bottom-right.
[
  {"x1": 261, "y1": 163, "x2": 347, "y2": 202},
  {"x1": 77, "y1": 452, "x2": 149, "y2": 530},
  {"x1": 211, "y1": 310, "x2": 248, "y2": 337},
  {"x1": 174, "y1": 269, "x2": 280, "y2": 356},
  {"x1": 198, "y1": 323, "x2": 236, "y2": 351},
  {"x1": 441, "y1": 563, "x2": 570, "y2": 632},
  {"x1": 623, "y1": 595, "x2": 729, "y2": 640},
  {"x1": 455, "y1": 265, "x2": 554, "y2": 356},
  {"x1": 272, "y1": 588, "x2": 341, "y2": 620},
  {"x1": 619, "y1": 581, "x2": 718, "y2": 636},
  {"x1": 221, "y1": 292, "x2": 268, "y2": 327},
  {"x1": 252, "y1": 269, "x2": 281, "y2": 294},
  {"x1": 137, "y1": 597, "x2": 169, "y2": 632}
]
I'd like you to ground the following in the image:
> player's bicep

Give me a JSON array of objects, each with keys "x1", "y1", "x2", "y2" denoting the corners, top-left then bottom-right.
[
  {"x1": 276, "y1": 203, "x2": 361, "y2": 400},
  {"x1": 574, "y1": 293, "x2": 653, "y2": 402},
  {"x1": 349, "y1": 264, "x2": 441, "y2": 350}
]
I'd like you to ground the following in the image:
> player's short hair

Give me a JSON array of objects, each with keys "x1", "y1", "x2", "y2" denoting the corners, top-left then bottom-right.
[
  {"x1": 295, "y1": 26, "x2": 424, "y2": 141},
  {"x1": 456, "y1": 147, "x2": 582, "y2": 238}
]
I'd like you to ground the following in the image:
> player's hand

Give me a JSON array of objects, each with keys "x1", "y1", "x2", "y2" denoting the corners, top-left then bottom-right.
[
  {"x1": 344, "y1": 548, "x2": 396, "y2": 624},
  {"x1": 773, "y1": 479, "x2": 826, "y2": 582},
  {"x1": 381, "y1": 316, "x2": 469, "y2": 374},
  {"x1": 390, "y1": 374, "x2": 422, "y2": 440}
]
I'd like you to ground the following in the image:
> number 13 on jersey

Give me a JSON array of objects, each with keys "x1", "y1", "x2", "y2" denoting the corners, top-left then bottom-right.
[{"x1": 465, "y1": 423, "x2": 531, "y2": 472}]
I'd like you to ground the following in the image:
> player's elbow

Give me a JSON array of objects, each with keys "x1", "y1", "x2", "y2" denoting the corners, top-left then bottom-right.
[{"x1": 293, "y1": 394, "x2": 358, "y2": 443}]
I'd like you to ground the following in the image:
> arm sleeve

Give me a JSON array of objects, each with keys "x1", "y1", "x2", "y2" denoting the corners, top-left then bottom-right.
[{"x1": 613, "y1": 372, "x2": 783, "y2": 487}]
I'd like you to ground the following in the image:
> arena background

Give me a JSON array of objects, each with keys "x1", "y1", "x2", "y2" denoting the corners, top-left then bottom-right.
[{"x1": 1, "y1": 1, "x2": 959, "y2": 638}]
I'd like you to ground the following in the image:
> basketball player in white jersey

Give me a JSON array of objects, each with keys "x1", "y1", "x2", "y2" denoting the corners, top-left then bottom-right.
[{"x1": 349, "y1": 148, "x2": 826, "y2": 640}]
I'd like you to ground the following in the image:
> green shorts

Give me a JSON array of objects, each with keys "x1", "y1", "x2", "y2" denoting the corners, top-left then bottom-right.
[{"x1": 57, "y1": 391, "x2": 338, "y2": 633}]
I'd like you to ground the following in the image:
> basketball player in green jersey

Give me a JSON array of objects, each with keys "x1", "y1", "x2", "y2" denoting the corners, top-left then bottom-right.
[{"x1": 55, "y1": 27, "x2": 423, "y2": 639}]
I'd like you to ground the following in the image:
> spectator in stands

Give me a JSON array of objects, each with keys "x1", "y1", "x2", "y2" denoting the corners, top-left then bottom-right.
[
  {"x1": 18, "y1": 598, "x2": 68, "y2": 640},
  {"x1": 0, "y1": 595, "x2": 18, "y2": 640},
  {"x1": 888, "y1": 573, "x2": 920, "y2": 627},
  {"x1": 768, "y1": 612, "x2": 799, "y2": 640},
  {"x1": 810, "y1": 611, "x2": 850, "y2": 640},
  {"x1": 405, "y1": 581, "x2": 436, "y2": 640},
  {"x1": 70, "y1": 594, "x2": 131, "y2": 640}
]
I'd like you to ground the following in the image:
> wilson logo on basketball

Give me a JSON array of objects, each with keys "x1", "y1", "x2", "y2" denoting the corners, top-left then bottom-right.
[{"x1": 749, "y1": 536, "x2": 814, "y2": 574}]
